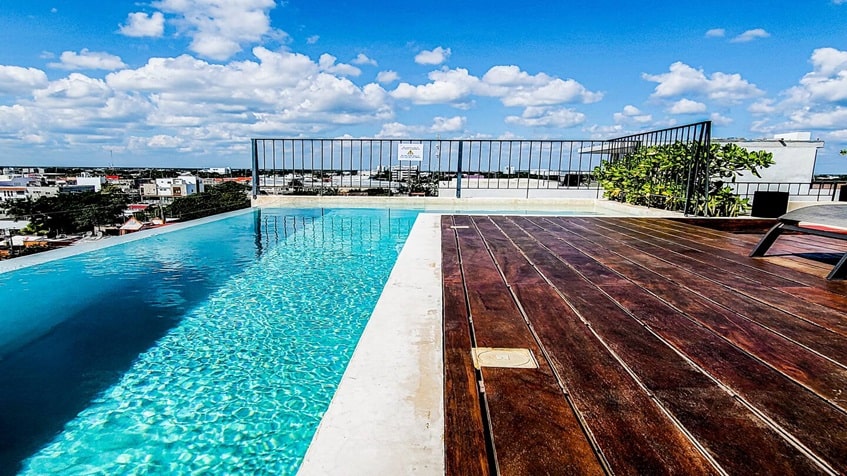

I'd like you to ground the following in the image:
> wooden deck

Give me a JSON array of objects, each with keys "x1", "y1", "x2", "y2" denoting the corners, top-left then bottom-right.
[{"x1": 442, "y1": 216, "x2": 847, "y2": 476}]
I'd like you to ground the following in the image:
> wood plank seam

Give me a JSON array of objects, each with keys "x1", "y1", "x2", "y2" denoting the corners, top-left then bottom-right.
[
  {"x1": 568, "y1": 217, "x2": 847, "y2": 342},
  {"x1": 535, "y1": 217, "x2": 847, "y2": 405},
  {"x1": 479, "y1": 216, "x2": 726, "y2": 475},
  {"x1": 466, "y1": 216, "x2": 615, "y2": 476},
  {"x1": 503, "y1": 216, "x2": 842, "y2": 475},
  {"x1": 441, "y1": 215, "x2": 493, "y2": 476}
]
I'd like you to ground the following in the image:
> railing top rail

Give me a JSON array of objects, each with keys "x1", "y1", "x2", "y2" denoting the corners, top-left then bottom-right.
[{"x1": 606, "y1": 120, "x2": 712, "y2": 142}]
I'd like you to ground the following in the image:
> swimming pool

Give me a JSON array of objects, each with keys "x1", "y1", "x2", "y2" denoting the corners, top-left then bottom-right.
[{"x1": 0, "y1": 208, "x2": 418, "y2": 475}]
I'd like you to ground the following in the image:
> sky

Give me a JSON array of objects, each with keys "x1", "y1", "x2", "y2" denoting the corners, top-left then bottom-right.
[{"x1": 0, "y1": 0, "x2": 846, "y2": 173}]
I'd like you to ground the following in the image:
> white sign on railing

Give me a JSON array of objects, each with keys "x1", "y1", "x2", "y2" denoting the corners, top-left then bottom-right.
[{"x1": 398, "y1": 143, "x2": 423, "y2": 161}]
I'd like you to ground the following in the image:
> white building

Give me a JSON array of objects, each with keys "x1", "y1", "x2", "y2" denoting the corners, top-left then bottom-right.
[
  {"x1": 142, "y1": 175, "x2": 205, "y2": 203},
  {"x1": 715, "y1": 132, "x2": 824, "y2": 184},
  {"x1": 0, "y1": 175, "x2": 58, "y2": 202},
  {"x1": 74, "y1": 176, "x2": 106, "y2": 192},
  {"x1": 201, "y1": 167, "x2": 232, "y2": 175}
]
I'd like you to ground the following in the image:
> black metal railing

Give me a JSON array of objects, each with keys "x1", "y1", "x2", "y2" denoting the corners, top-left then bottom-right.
[
  {"x1": 250, "y1": 138, "x2": 615, "y2": 199},
  {"x1": 599, "y1": 121, "x2": 712, "y2": 215},
  {"x1": 731, "y1": 181, "x2": 846, "y2": 202},
  {"x1": 251, "y1": 123, "x2": 713, "y2": 204}
]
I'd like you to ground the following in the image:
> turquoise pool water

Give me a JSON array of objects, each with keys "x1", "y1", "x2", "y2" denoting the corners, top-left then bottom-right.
[{"x1": 0, "y1": 208, "x2": 418, "y2": 475}]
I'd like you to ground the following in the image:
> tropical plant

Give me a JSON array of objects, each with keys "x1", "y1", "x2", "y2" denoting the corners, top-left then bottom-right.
[{"x1": 594, "y1": 142, "x2": 774, "y2": 217}]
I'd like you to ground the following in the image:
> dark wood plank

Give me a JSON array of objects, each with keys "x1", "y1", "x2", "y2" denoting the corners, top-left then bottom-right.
[
  {"x1": 517, "y1": 217, "x2": 847, "y2": 473},
  {"x1": 630, "y1": 217, "x2": 847, "y2": 292},
  {"x1": 471, "y1": 217, "x2": 725, "y2": 474},
  {"x1": 452, "y1": 216, "x2": 604, "y2": 475},
  {"x1": 494, "y1": 217, "x2": 828, "y2": 475},
  {"x1": 480, "y1": 217, "x2": 722, "y2": 475},
  {"x1": 441, "y1": 216, "x2": 490, "y2": 476},
  {"x1": 780, "y1": 286, "x2": 847, "y2": 314},
  {"x1": 526, "y1": 217, "x2": 847, "y2": 406},
  {"x1": 577, "y1": 218, "x2": 847, "y2": 346}
]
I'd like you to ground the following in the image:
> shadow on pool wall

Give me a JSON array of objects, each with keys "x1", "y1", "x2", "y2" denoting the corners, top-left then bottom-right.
[{"x1": 0, "y1": 209, "x2": 323, "y2": 475}]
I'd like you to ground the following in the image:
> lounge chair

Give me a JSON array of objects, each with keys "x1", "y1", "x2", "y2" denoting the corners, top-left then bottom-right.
[{"x1": 750, "y1": 203, "x2": 847, "y2": 280}]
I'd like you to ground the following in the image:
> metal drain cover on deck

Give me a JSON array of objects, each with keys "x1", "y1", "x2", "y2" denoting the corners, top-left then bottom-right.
[{"x1": 471, "y1": 347, "x2": 538, "y2": 369}]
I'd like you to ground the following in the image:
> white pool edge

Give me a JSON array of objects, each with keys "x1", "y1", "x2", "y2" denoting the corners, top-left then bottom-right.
[{"x1": 297, "y1": 213, "x2": 444, "y2": 475}]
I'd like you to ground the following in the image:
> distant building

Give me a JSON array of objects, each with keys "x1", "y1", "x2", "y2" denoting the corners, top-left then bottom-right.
[
  {"x1": 201, "y1": 167, "x2": 232, "y2": 175},
  {"x1": 0, "y1": 187, "x2": 26, "y2": 202},
  {"x1": 715, "y1": 132, "x2": 824, "y2": 183},
  {"x1": 381, "y1": 165, "x2": 418, "y2": 181},
  {"x1": 141, "y1": 175, "x2": 205, "y2": 204},
  {"x1": 59, "y1": 185, "x2": 96, "y2": 194},
  {"x1": 74, "y1": 176, "x2": 106, "y2": 192},
  {"x1": 26, "y1": 186, "x2": 60, "y2": 200},
  {"x1": 0, "y1": 177, "x2": 59, "y2": 202}
]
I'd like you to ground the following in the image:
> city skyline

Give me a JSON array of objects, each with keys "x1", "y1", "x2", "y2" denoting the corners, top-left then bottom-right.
[{"x1": 0, "y1": 0, "x2": 846, "y2": 173}]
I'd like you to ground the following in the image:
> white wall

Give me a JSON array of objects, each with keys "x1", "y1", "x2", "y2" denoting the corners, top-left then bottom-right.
[
  {"x1": 75, "y1": 176, "x2": 105, "y2": 192},
  {"x1": 714, "y1": 137, "x2": 823, "y2": 184}
]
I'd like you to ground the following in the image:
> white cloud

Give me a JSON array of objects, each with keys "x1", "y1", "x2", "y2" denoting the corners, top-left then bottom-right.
[
  {"x1": 352, "y1": 53, "x2": 377, "y2": 66},
  {"x1": 391, "y1": 68, "x2": 480, "y2": 104},
  {"x1": 730, "y1": 28, "x2": 770, "y2": 43},
  {"x1": 119, "y1": 12, "x2": 165, "y2": 38},
  {"x1": 431, "y1": 115, "x2": 465, "y2": 133},
  {"x1": 147, "y1": 134, "x2": 186, "y2": 148},
  {"x1": 643, "y1": 61, "x2": 762, "y2": 102},
  {"x1": 0, "y1": 47, "x2": 395, "y2": 155},
  {"x1": 783, "y1": 47, "x2": 847, "y2": 104},
  {"x1": 823, "y1": 129, "x2": 847, "y2": 140},
  {"x1": 376, "y1": 122, "x2": 420, "y2": 138},
  {"x1": 748, "y1": 99, "x2": 775, "y2": 114},
  {"x1": 505, "y1": 106, "x2": 585, "y2": 128},
  {"x1": 483, "y1": 65, "x2": 603, "y2": 105},
  {"x1": 787, "y1": 107, "x2": 847, "y2": 129},
  {"x1": 377, "y1": 70, "x2": 399, "y2": 84},
  {"x1": 750, "y1": 48, "x2": 847, "y2": 135},
  {"x1": 705, "y1": 28, "x2": 725, "y2": 38},
  {"x1": 318, "y1": 54, "x2": 361, "y2": 76},
  {"x1": 415, "y1": 46, "x2": 451, "y2": 65},
  {"x1": 810, "y1": 47, "x2": 847, "y2": 76},
  {"x1": 482, "y1": 65, "x2": 548, "y2": 86},
  {"x1": 49, "y1": 49, "x2": 127, "y2": 71},
  {"x1": 391, "y1": 65, "x2": 601, "y2": 107},
  {"x1": 622, "y1": 105, "x2": 642, "y2": 115},
  {"x1": 709, "y1": 112, "x2": 734, "y2": 126},
  {"x1": 376, "y1": 115, "x2": 466, "y2": 138},
  {"x1": 668, "y1": 98, "x2": 707, "y2": 114},
  {"x1": 306, "y1": 35, "x2": 319, "y2": 44},
  {"x1": 613, "y1": 104, "x2": 652, "y2": 123},
  {"x1": 151, "y1": 0, "x2": 282, "y2": 60},
  {"x1": 0, "y1": 65, "x2": 49, "y2": 94}
]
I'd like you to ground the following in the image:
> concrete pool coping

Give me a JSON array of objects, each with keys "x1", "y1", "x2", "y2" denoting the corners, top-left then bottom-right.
[
  {"x1": 296, "y1": 200, "x2": 683, "y2": 474},
  {"x1": 253, "y1": 195, "x2": 684, "y2": 218},
  {"x1": 298, "y1": 213, "x2": 445, "y2": 475}
]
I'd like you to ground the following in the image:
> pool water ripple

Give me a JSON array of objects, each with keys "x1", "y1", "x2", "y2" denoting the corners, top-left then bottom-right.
[{"x1": 12, "y1": 209, "x2": 417, "y2": 475}]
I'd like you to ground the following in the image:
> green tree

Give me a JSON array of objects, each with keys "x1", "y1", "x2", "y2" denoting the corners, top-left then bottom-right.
[
  {"x1": 2, "y1": 190, "x2": 129, "y2": 236},
  {"x1": 165, "y1": 181, "x2": 250, "y2": 221}
]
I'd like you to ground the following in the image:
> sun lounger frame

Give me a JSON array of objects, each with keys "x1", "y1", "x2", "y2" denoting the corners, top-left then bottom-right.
[{"x1": 751, "y1": 218, "x2": 847, "y2": 280}]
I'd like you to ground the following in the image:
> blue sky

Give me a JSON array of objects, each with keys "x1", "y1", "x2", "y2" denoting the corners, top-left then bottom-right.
[{"x1": 0, "y1": 0, "x2": 846, "y2": 172}]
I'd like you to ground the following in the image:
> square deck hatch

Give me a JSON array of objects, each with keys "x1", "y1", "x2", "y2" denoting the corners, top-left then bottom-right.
[{"x1": 471, "y1": 347, "x2": 538, "y2": 369}]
